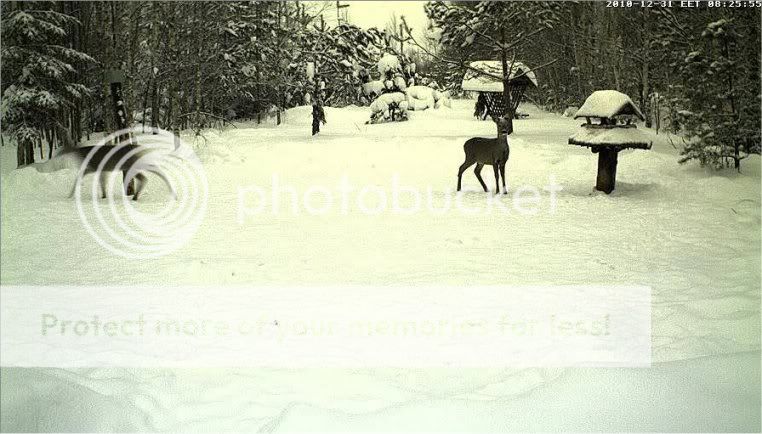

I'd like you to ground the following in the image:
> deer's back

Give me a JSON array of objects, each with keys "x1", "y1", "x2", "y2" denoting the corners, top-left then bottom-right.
[
  {"x1": 65, "y1": 145, "x2": 146, "y2": 172},
  {"x1": 463, "y1": 136, "x2": 509, "y2": 163}
]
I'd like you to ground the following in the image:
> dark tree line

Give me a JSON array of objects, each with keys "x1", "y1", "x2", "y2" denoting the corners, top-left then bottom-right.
[
  {"x1": 2, "y1": 1, "x2": 760, "y2": 170},
  {"x1": 1, "y1": 1, "x2": 396, "y2": 166}
]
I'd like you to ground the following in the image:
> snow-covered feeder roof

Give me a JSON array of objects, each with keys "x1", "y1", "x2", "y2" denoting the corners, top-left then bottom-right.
[
  {"x1": 574, "y1": 90, "x2": 645, "y2": 121},
  {"x1": 568, "y1": 125, "x2": 652, "y2": 150},
  {"x1": 461, "y1": 61, "x2": 538, "y2": 92}
]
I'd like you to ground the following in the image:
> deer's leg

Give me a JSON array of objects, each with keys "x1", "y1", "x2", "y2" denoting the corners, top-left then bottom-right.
[
  {"x1": 123, "y1": 171, "x2": 132, "y2": 196},
  {"x1": 132, "y1": 173, "x2": 147, "y2": 201},
  {"x1": 457, "y1": 158, "x2": 475, "y2": 192},
  {"x1": 499, "y1": 162, "x2": 507, "y2": 195},
  {"x1": 99, "y1": 172, "x2": 108, "y2": 199},
  {"x1": 68, "y1": 173, "x2": 85, "y2": 198},
  {"x1": 124, "y1": 171, "x2": 136, "y2": 196},
  {"x1": 474, "y1": 163, "x2": 488, "y2": 192},
  {"x1": 493, "y1": 163, "x2": 500, "y2": 194}
]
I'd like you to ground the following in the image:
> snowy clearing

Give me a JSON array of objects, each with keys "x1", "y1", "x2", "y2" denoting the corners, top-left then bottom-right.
[{"x1": 1, "y1": 99, "x2": 760, "y2": 431}]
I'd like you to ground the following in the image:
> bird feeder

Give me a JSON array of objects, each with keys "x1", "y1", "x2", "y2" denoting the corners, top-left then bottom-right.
[
  {"x1": 105, "y1": 69, "x2": 128, "y2": 131},
  {"x1": 568, "y1": 90, "x2": 653, "y2": 194},
  {"x1": 461, "y1": 61, "x2": 538, "y2": 121}
]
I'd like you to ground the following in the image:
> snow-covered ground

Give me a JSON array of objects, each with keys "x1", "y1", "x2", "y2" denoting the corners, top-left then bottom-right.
[{"x1": 1, "y1": 100, "x2": 760, "y2": 431}]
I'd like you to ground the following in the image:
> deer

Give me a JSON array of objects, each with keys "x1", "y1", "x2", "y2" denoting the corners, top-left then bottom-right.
[
  {"x1": 63, "y1": 144, "x2": 177, "y2": 201},
  {"x1": 457, "y1": 116, "x2": 511, "y2": 194}
]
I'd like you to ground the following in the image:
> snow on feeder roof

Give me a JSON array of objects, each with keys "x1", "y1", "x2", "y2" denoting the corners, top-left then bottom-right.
[
  {"x1": 461, "y1": 61, "x2": 538, "y2": 92},
  {"x1": 574, "y1": 90, "x2": 645, "y2": 121}
]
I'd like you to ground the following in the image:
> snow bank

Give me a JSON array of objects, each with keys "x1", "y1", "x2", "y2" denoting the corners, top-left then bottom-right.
[
  {"x1": 575, "y1": 90, "x2": 645, "y2": 120},
  {"x1": 2, "y1": 164, "x2": 78, "y2": 199},
  {"x1": 1, "y1": 352, "x2": 758, "y2": 431},
  {"x1": 28, "y1": 152, "x2": 81, "y2": 172}
]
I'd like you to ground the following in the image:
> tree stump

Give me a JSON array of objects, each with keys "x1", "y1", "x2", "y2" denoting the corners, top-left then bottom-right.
[{"x1": 595, "y1": 148, "x2": 619, "y2": 194}]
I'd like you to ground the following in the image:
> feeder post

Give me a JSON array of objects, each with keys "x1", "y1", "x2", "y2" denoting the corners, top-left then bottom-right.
[
  {"x1": 596, "y1": 148, "x2": 619, "y2": 194},
  {"x1": 105, "y1": 69, "x2": 129, "y2": 134},
  {"x1": 105, "y1": 68, "x2": 135, "y2": 194}
]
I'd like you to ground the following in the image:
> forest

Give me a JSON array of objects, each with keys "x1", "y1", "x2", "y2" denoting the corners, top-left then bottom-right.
[{"x1": 2, "y1": 1, "x2": 760, "y2": 169}]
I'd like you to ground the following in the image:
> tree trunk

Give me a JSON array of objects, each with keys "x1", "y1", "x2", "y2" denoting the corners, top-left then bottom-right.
[
  {"x1": 641, "y1": 8, "x2": 652, "y2": 128},
  {"x1": 499, "y1": 28, "x2": 514, "y2": 135},
  {"x1": 151, "y1": 81, "x2": 159, "y2": 133},
  {"x1": 17, "y1": 138, "x2": 35, "y2": 167}
]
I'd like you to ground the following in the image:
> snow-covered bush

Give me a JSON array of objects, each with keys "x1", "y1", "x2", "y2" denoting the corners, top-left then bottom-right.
[
  {"x1": 393, "y1": 76, "x2": 408, "y2": 92},
  {"x1": 301, "y1": 24, "x2": 387, "y2": 107},
  {"x1": 405, "y1": 86, "x2": 451, "y2": 111},
  {"x1": 562, "y1": 106, "x2": 579, "y2": 117},
  {"x1": 367, "y1": 92, "x2": 408, "y2": 124},
  {"x1": 361, "y1": 80, "x2": 385, "y2": 99},
  {"x1": 361, "y1": 53, "x2": 419, "y2": 121},
  {"x1": 377, "y1": 54, "x2": 402, "y2": 76}
]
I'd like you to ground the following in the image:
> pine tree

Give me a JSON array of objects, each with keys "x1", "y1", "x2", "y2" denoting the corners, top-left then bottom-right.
[
  {"x1": 677, "y1": 14, "x2": 761, "y2": 171},
  {"x1": 422, "y1": 1, "x2": 560, "y2": 133},
  {"x1": 1, "y1": 1, "x2": 93, "y2": 166}
]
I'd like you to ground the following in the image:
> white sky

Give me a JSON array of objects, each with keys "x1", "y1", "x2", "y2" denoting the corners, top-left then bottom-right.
[
  {"x1": 312, "y1": 1, "x2": 430, "y2": 39},
  {"x1": 346, "y1": 1, "x2": 428, "y2": 34}
]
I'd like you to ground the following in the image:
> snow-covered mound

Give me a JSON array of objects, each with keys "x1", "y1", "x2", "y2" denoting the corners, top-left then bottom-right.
[
  {"x1": 27, "y1": 151, "x2": 81, "y2": 172},
  {"x1": 361, "y1": 80, "x2": 385, "y2": 98},
  {"x1": 392, "y1": 75, "x2": 407, "y2": 92},
  {"x1": 405, "y1": 86, "x2": 451, "y2": 111},
  {"x1": 368, "y1": 92, "x2": 408, "y2": 122},
  {"x1": 575, "y1": 90, "x2": 645, "y2": 120},
  {"x1": 562, "y1": 106, "x2": 579, "y2": 117},
  {"x1": 377, "y1": 54, "x2": 401, "y2": 75}
]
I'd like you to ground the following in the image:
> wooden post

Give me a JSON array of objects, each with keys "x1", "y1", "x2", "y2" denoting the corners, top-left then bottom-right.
[
  {"x1": 336, "y1": 1, "x2": 349, "y2": 25},
  {"x1": 106, "y1": 68, "x2": 135, "y2": 194},
  {"x1": 595, "y1": 148, "x2": 619, "y2": 194},
  {"x1": 105, "y1": 69, "x2": 129, "y2": 134}
]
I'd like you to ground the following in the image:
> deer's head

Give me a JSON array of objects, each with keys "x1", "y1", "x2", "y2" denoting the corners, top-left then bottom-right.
[{"x1": 495, "y1": 116, "x2": 512, "y2": 136}]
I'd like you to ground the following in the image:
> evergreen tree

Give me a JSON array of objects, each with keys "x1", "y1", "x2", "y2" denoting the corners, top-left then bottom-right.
[
  {"x1": 677, "y1": 15, "x2": 761, "y2": 170},
  {"x1": 1, "y1": 1, "x2": 93, "y2": 166}
]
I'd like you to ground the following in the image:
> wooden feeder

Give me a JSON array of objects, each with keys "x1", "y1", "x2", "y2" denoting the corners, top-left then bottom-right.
[
  {"x1": 568, "y1": 90, "x2": 653, "y2": 194},
  {"x1": 461, "y1": 61, "x2": 538, "y2": 120}
]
